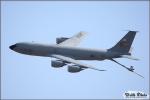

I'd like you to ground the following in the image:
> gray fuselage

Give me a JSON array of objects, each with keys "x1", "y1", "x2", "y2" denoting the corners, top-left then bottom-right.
[{"x1": 10, "y1": 42, "x2": 120, "y2": 60}]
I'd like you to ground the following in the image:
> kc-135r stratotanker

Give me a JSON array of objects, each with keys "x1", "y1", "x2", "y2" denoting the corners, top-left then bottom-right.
[{"x1": 9, "y1": 31, "x2": 143, "y2": 78}]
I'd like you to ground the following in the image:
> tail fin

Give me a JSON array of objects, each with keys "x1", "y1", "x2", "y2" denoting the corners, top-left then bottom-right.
[{"x1": 108, "y1": 31, "x2": 137, "y2": 54}]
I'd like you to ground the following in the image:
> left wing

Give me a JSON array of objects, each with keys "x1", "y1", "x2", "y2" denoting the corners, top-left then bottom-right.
[
  {"x1": 51, "y1": 54, "x2": 106, "y2": 71},
  {"x1": 58, "y1": 31, "x2": 87, "y2": 47}
]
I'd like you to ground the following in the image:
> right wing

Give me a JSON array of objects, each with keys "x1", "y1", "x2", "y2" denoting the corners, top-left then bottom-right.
[
  {"x1": 58, "y1": 31, "x2": 87, "y2": 47},
  {"x1": 51, "y1": 54, "x2": 106, "y2": 71}
]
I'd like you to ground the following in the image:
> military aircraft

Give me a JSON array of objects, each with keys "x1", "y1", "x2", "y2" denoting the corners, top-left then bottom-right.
[{"x1": 9, "y1": 31, "x2": 144, "y2": 78}]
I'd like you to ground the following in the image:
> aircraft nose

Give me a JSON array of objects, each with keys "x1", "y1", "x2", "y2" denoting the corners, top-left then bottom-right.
[{"x1": 9, "y1": 44, "x2": 17, "y2": 50}]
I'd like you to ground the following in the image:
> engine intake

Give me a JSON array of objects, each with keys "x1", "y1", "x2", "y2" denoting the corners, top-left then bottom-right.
[
  {"x1": 51, "y1": 60, "x2": 65, "y2": 68},
  {"x1": 68, "y1": 65, "x2": 83, "y2": 73},
  {"x1": 56, "y1": 37, "x2": 69, "y2": 44}
]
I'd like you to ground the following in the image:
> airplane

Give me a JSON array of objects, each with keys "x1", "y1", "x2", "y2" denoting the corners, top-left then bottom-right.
[{"x1": 9, "y1": 31, "x2": 144, "y2": 78}]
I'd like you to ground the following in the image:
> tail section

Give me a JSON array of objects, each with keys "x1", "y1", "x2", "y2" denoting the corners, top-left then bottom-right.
[{"x1": 108, "y1": 31, "x2": 137, "y2": 54}]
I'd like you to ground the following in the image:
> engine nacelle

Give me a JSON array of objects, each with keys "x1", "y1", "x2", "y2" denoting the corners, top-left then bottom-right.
[
  {"x1": 51, "y1": 60, "x2": 65, "y2": 68},
  {"x1": 56, "y1": 37, "x2": 69, "y2": 44},
  {"x1": 68, "y1": 65, "x2": 83, "y2": 73}
]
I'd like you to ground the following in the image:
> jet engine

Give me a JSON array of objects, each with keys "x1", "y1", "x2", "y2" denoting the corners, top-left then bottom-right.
[
  {"x1": 51, "y1": 60, "x2": 66, "y2": 68},
  {"x1": 56, "y1": 37, "x2": 69, "y2": 44},
  {"x1": 68, "y1": 65, "x2": 83, "y2": 73}
]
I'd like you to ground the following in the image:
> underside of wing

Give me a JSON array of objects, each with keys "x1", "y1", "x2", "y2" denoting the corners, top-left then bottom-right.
[
  {"x1": 51, "y1": 54, "x2": 106, "y2": 72},
  {"x1": 58, "y1": 31, "x2": 87, "y2": 47}
]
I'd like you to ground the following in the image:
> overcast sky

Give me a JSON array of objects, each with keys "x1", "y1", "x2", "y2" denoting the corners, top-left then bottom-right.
[{"x1": 1, "y1": 1, "x2": 149, "y2": 99}]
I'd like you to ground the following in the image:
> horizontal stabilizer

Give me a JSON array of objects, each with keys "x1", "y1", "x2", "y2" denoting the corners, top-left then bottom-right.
[{"x1": 121, "y1": 55, "x2": 139, "y2": 60}]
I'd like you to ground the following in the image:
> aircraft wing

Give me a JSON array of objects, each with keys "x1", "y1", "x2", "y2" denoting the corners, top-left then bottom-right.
[
  {"x1": 58, "y1": 31, "x2": 87, "y2": 47},
  {"x1": 51, "y1": 54, "x2": 106, "y2": 71}
]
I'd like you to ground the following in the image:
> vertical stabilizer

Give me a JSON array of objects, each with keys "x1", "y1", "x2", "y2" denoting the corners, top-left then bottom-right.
[{"x1": 108, "y1": 31, "x2": 137, "y2": 54}]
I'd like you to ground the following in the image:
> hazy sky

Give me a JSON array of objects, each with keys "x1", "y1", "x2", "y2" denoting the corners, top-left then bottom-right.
[{"x1": 1, "y1": 1, "x2": 149, "y2": 99}]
